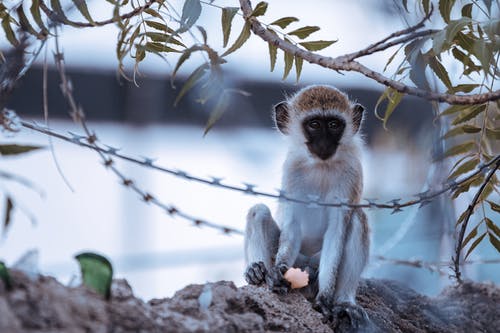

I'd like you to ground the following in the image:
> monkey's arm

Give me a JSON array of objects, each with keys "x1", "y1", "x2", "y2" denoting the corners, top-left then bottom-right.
[
  {"x1": 275, "y1": 213, "x2": 302, "y2": 266},
  {"x1": 267, "y1": 211, "x2": 302, "y2": 294}
]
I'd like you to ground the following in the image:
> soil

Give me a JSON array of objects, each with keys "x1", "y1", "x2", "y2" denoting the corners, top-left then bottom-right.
[{"x1": 1, "y1": 269, "x2": 499, "y2": 332}]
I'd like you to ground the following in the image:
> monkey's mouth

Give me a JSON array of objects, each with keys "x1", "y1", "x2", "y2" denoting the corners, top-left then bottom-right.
[{"x1": 306, "y1": 142, "x2": 338, "y2": 161}]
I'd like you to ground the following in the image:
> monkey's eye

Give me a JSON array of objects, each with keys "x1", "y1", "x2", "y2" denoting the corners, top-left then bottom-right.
[
  {"x1": 308, "y1": 120, "x2": 321, "y2": 129},
  {"x1": 328, "y1": 120, "x2": 339, "y2": 128}
]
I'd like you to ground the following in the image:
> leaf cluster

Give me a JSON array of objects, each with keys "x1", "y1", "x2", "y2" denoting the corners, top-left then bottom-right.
[{"x1": 374, "y1": 0, "x2": 499, "y2": 258}]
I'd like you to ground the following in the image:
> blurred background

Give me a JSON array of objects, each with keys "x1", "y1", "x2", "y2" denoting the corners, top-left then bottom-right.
[{"x1": 1, "y1": 0, "x2": 498, "y2": 300}]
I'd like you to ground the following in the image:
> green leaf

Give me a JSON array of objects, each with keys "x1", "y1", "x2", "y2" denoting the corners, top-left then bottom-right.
[
  {"x1": 268, "y1": 42, "x2": 277, "y2": 72},
  {"x1": 204, "y1": 92, "x2": 230, "y2": 135},
  {"x1": 3, "y1": 196, "x2": 13, "y2": 235},
  {"x1": 0, "y1": 144, "x2": 43, "y2": 156},
  {"x1": 299, "y1": 40, "x2": 337, "y2": 51},
  {"x1": 295, "y1": 55, "x2": 303, "y2": 83},
  {"x1": 144, "y1": 8, "x2": 163, "y2": 20},
  {"x1": 251, "y1": 2, "x2": 268, "y2": 17},
  {"x1": 405, "y1": 39, "x2": 430, "y2": 89},
  {"x1": 422, "y1": 0, "x2": 430, "y2": 15},
  {"x1": 488, "y1": 234, "x2": 500, "y2": 253},
  {"x1": 283, "y1": 50, "x2": 294, "y2": 80},
  {"x1": 428, "y1": 56, "x2": 453, "y2": 89},
  {"x1": 432, "y1": 29, "x2": 447, "y2": 55},
  {"x1": 462, "y1": 224, "x2": 478, "y2": 248},
  {"x1": 135, "y1": 46, "x2": 146, "y2": 62},
  {"x1": 0, "y1": 261, "x2": 11, "y2": 290},
  {"x1": 171, "y1": 45, "x2": 203, "y2": 84},
  {"x1": 1, "y1": 17, "x2": 19, "y2": 46},
  {"x1": 375, "y1": 88, "x2": 403, "y2": 130},
  {"x1": 448, "y1": 157, "x2": 479, "y2": 179},
  {"x1": 143, "y1": 32, "x2": 185, "y2": 47},
  {"x1": 221, "y1": 7, "x2": 238, "y2": 48},
  {"x1": 439, "y1": 0, "x2": 456, "y2": 23},
  {"x1": 174, "y1": 63, "x2": 209, "y2": 106},
  {"x1": 144, "y1": 42, "x2": 181, "y2": 53},
  {"x1": 485, "y1": 128, "x2": 500, "y2": 140},
  {"x1": 440, "y1": 104, "x2": 470, "y2": 116},
  {"x1": 50, "y1": 0, "x2": 72, "y2": 24},
  {"x1": 402, "y1": 0, "x2": 409, "y2": 12},
  {"x1": 383, "y1": 45, "x2": 404, "y2": 72},
  {"x1": 145, "y1": 20, "x2": 175, "y2": 33},
  {"x1": 270, "y1": 16, "x2": 298, "y2": 29},
  {"x1": 472, "y1": 39, "x2": 494, "y2": 74},
  {"x1": 433, "y1": 18, "x2": 470, "y2": 54},
  {"x1": 72, "y1": 0, "x2": 96, "y2": 25},
  {"x1": 452, "y1": 173, "x2": 484, "y2": 199},
  {"x1": 461, "y1": 3, "x2": 473, "y2": 18},
  {"x1": 442, "y1": 141, "x2": 476, "y2": 159},
  {"x1": 288, "y1": 26, "x2": 320, "y2": 39},
  {"x1": 222, "y1": 22, "x2": 251, "y2": 57},
  {"x1": 482, "y1": 19, "x2": 500, "y2": 42},
  {"x1": 179, "y1": 0, "x2": 202, "y2": 33},
  {"x1": 382, "y1": 90, "x2": 403, "y2": 130},
  {"x1": 487, "y1": 200, "x2": 500, "y2": 213},
  {"x1": 452, "y1": 104, "x2": 486, "y2": 125},
  {"x1": 442, "y1": 125, "x2": 481, "y2": 139},
  {"x1": 16, "y1": 6, "x2": 40, "y2": 38},
  {"x1": 464, "y1": 232, "x2": 486, "y2": 259},
  {"x1": 75, "y1": 252, "x2": 113, "y2": 299},
  {"x1": 30, "y1": 0, "x2": 49, "y2": 32},
  {"x1": 447, "y1": 84, "x2": 479, "y2": 94},
  {"x1": 485, "y1": 218, "x2": 500, "y2": 238}
]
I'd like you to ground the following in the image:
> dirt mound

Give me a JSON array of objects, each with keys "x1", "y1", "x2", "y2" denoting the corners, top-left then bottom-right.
[{"x1": 1, "y1": 269, "x2": 498, "y2": 332}]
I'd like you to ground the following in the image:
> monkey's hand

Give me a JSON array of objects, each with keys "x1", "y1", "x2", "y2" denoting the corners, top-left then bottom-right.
[
  {"x1": 314, "y1": 296, "x2": 369, "y2": 331},
  {"x1": 265, "y1": 263, "x2": 291, "y2": 295},
  {"x1": 244, "y1": 261, "x2": 267, "y2": 285}
]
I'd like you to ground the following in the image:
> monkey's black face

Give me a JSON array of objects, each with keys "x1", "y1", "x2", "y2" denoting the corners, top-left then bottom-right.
[{"x1": 302, "y1": 115, "x2": 346, "y2": 160}]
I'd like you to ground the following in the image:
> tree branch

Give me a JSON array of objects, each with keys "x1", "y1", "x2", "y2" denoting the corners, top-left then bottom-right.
[
  {"x1": 341, "y1": 29, "x2": 438, "y2": 62},
  {"x1": 342, "y1": 4, "x2": 436, "y2": 62},
  {"x1": 238, "y1": 0, "x2": 500, "y2": 105},
  {"x1": 453, "y1": 157, "x2": 500, "y2": 283},
  {"x1": 39, "y1": 0, "x2": 159, "y2": 28}
]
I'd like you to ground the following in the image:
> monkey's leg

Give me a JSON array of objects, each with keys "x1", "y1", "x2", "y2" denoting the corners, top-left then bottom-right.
[
  {"x1": 330, "y1": 209, "x2": 370, "y2": 331},
  {"x1": 334, "y1": 209, "x2": 369, "y2": 304},
  {"x1": 244, "y1": 204, "x2": 280, "y2": 285},
  {"x1": 314, "y1": 209, "x2": 346, "y2": 313}
]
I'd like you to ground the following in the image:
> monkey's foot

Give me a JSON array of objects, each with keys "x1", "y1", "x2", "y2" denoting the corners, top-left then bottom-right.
[
  {"x1": 314, "y1": 297, "x2": 369, "y2": 332},
  {"x1": 244, "y1": 261, "x2": 267, "y2": 285},
  {"x1": 330, "y1": 303, "x2": 369, "y2": 332},
  {"x1": 265, "y1": 263, "x2": 291, "y2": 295}
]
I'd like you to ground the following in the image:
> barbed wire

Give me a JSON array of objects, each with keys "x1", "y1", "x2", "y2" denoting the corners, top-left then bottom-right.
[
  {"x1": 28, "y1": 27, "x2": 243, "y2": 236},
  {"x1": 374, "y1": 255, "x2": 500, "y2": 276},
  {"x1": 1, "y1": 1, "x2": 498, "y2": 277},
  {"x1": 15, "y1": 119, "x2": 500, "y2": 214}
]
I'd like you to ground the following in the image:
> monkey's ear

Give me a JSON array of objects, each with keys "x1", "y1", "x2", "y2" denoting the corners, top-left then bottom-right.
[
  {"x1": 273, "y1": 101, "x2": 290, "y2": 135},
  {"x1": 352, "y1": 103, "x2": 364, "y2": 133}
]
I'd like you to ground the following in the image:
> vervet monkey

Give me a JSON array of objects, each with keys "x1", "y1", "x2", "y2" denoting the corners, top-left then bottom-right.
[{"x1": 244, "y1": 85, "x2": 369, "y2": 326}]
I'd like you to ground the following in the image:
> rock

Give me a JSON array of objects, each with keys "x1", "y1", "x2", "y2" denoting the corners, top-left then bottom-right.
[{"x1": 0, "y1": 269, "x2": 499, "y2": 332}]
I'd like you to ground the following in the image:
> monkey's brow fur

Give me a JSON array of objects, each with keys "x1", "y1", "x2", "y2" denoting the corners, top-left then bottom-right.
[{"x1": 292, "y1": 86, "x2": 351, "y2": 113}]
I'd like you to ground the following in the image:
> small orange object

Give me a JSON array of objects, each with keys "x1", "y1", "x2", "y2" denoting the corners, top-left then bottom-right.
[{"x1": 284, "y1": 267, "x2": 309, "y2": 289}]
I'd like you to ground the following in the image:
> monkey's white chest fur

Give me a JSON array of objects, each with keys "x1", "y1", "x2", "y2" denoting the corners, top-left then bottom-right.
[{"x1": 278, "y1": 157, "x2": 354, "y2": 257}]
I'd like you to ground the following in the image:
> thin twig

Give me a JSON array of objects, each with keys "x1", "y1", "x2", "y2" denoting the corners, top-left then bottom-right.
[
  {"x1": 238, "y1": 0, "x2": 500, "y2": 105},
  {"x1": 453, "y1": 157, "x2": 500, "y2": 283},
  {"x1": 375, "y1": 255, "x2": 500, "y2": 276},
  {"x1": 43, "y1": 45, "x2": 74, "y2": 192},
  {"x1": 342, "y1": 4, "x2": 435, "y2": 62},
  {"x1": 38, "y1": 0, "x2": 159, "y2": 28}
]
